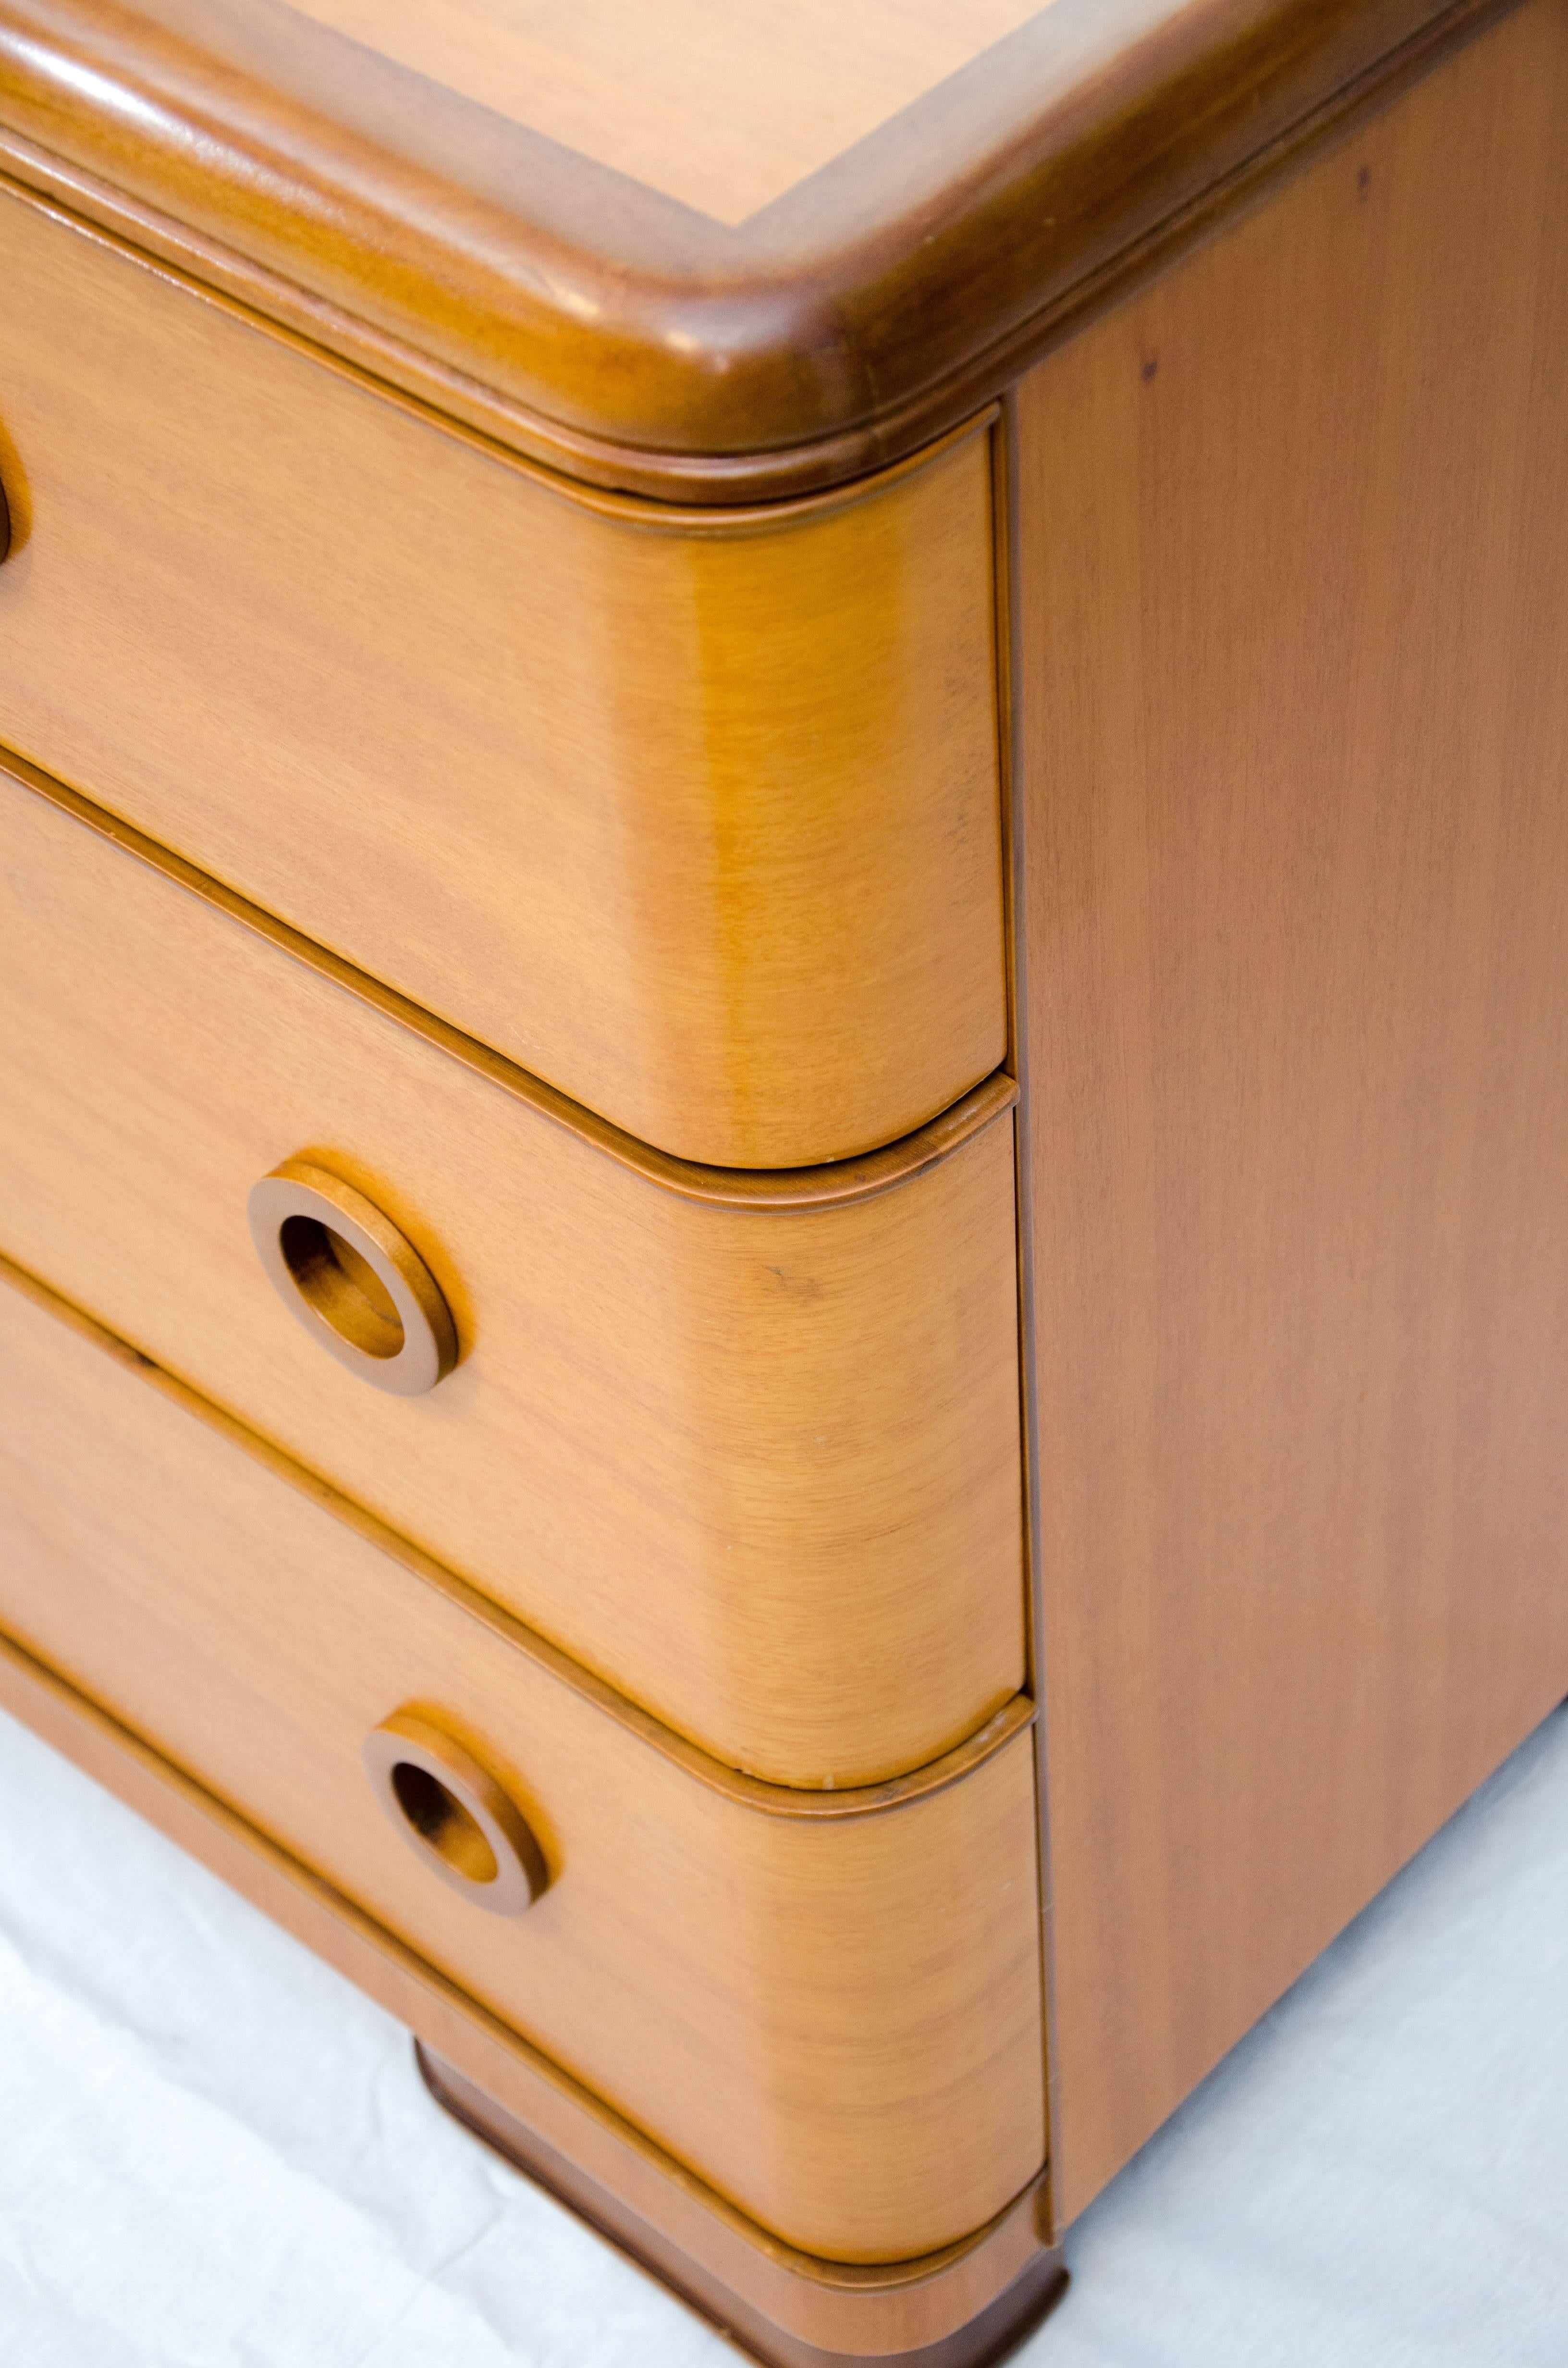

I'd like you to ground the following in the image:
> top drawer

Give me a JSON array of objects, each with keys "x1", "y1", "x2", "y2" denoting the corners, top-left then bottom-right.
[{"x1": 0, "y1": 179, "x2": 1007, "y2": 1170}]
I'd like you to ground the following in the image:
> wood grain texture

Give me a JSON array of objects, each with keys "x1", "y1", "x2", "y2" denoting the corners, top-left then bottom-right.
[
  {"x1": 0, "y1": 765, "x2": 1026, "y2": 1791},
  {"x1": 1015, "y1": 0, "x2": 1568, "y2": 2222},
  {"x1": 287, "y1": 0, "x2": 1048, "y2": 226},
  {"x1": 0, "y1": 0, "x2": 1507, "y2": 493},
  {"x1": 0, "y1": 1177, "x2": 1033, "y2": 1835},
  {"x1": 415, "y1": 2049, "x2": 1066, "y2": 2368},
  {"x1": 0, "y1": 181, "x2": 1005, "y2": 1170},
  {"x1": 0, "y1": 1627, "x2": 1054, "y2": 2355},
  {"x1": 4, "y1": 745, "x2": 1018, "y2": 1217},
  {"x1": 0, "y1": 1260, "x2": 1046, "y2": 2263}
]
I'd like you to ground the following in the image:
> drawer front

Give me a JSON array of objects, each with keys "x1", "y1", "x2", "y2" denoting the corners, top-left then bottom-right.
[
  {"x1": 0, "y1": 180, "x2": 1005, "y2": 1170},
  {"x1": 0, "y1": 763, "x2": 1025, "y2": 1789},
  {"x1": 0, "y1": 1260, "x2": 1047, "y2": 2264}
]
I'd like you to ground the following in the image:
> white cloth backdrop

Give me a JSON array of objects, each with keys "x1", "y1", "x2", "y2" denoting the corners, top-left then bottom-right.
[{"x1": 0, "y1": 1697, "x2": 1564, "y2": 2366}]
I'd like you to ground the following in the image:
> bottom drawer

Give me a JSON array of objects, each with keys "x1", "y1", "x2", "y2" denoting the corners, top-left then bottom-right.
[{"x1": 0, "y1": 1255, "x2": 1045, "y2": 2264}]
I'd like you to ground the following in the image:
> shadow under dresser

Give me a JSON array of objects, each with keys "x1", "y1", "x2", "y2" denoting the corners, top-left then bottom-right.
[{"x1": 2, "y1": 1, "x2": 1568, "y2": 2362}]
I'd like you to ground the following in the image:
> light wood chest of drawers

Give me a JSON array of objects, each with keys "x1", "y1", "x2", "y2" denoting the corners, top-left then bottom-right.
[{"x1": 2, "y1": 2, "x2": 1567, "y2": 2362}]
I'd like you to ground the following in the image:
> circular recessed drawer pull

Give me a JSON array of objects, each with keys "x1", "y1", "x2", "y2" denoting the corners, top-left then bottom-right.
[
  {"x1": 246, "y1": 1158, "x2": 457, "y2": 1396},
  {"x1": 0, "y1": 474, "x2": 10, "y2": 564},
  {"x1": 363, "y1": 1710, "x2": 547, "y2": 1915}
]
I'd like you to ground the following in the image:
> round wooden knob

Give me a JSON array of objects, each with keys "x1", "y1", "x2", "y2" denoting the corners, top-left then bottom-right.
[
  {"x1": 247, "y1": 1158, "x2": 457, "y2": 1395},
  {"x1": 363, "y1": 1711, "x2": 547, "y2": 1915}
]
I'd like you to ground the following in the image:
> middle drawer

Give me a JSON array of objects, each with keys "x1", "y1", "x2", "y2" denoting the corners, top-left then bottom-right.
[{"x1": 0, "y1": 757, "x2": 1026, "y2": 1788}]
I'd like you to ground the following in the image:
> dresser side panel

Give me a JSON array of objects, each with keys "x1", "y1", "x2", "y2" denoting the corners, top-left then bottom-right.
[{"x1": 1016, "y1": 0, "x2": 1568, "y2": 2221}]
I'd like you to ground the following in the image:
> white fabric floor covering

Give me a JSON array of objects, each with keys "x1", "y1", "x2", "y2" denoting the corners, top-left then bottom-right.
[{"x1": 0, "y1": 1696, "x2": 1564, "y2": 2368}]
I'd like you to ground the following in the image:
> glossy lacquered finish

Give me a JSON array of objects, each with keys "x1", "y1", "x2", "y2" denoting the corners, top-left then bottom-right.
[
  {"x1": 1015, "y1": 0, "x2": 1568, "y2": 2222},
  {"x1": 248, "y1": 1161, "x2": 459, "y2": 1397},
  {"x1": 0, "y1": 757, "x2": 1027, "y2": 1792},
  {"x1": 363, "y1": 1711, "x2": 549, "y2": 1916},
  {"x1": 0, "y1": 1635, "x2": 1058, "y2": 2368},
  {"x1": 0, "y1": 0, "x2": 1507, "y2": 495},
  {"x1": 0, "y1": 1256, "x2": 1048, "y2": 2266},
  {"x1": 0, "y1": 178, "x2": 1006, "y2": 1168},
  {"x1": 4, "y1": 0, "x2": 1564, "y2": 2348},
  {"x1": 414, "y1": 2047, "x2": 1068, "y2": 2368}
]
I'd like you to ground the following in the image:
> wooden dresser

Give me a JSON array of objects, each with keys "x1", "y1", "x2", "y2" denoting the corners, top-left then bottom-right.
[{"x1": 2, "y1": 2, "x2": 1566, "y2": 2361}]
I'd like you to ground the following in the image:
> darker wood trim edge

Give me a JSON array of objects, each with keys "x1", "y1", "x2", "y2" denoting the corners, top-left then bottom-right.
[
  {"x1": 906, "y1": 0, "x2": 1527, "y2": 487},
  {"x1": 417, "y1": 2046, "x2": 1069, "y2": 2368},
  {"x1": 0, "y1": 1246, "x2": 1036, "y2": 1819},
  {"x1": 0, "y1": 743, "x2": 1018, "y2": 1212},
  {"x1": 0, "y1": 1619, "x2": 1056, "y2": 2347},
  {"x1": 0, "y1": 0, "x2": 1526, "y2": 501}
]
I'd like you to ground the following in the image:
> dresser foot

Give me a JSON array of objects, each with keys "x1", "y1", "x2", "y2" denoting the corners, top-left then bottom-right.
[{"x1": 415, "y1": 2044, "x2": 1066, "y2": 2368}]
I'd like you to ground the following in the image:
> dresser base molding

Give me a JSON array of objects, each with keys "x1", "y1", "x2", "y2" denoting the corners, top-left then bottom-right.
[
  {"x1": 417, "y1": 2046, "x2": 1066, "y2": 2368},
  {"x1": 0, "y1": 1622, "x2": 1062, "y2": 2357}
]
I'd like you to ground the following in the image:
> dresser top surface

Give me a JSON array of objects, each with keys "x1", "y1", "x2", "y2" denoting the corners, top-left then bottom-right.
[
  {"x1": 285, "y1": 0, "x2": 1053, "y2": 228},
  {"x1": 0, "y1": 0, "x2": 1480, "y2": 494}
]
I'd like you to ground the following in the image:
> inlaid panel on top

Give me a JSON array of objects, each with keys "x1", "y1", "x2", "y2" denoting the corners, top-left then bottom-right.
[
  {"x1": 286, "y1": 0, "x2": 1049, "y2": 224},
  {"x1": 0, "y1": 0, "x2": 1479, "y2": 486}
]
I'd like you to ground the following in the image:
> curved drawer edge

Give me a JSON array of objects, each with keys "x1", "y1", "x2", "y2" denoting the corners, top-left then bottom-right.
[
  {"x1": 0, "y1": 148, "x2": 1002, "y2": 535},
  {"x1": 0, "y1": 744, "x2": 1017, "y2": 1211},
  {"x1": 0, "y1": 1618, "x2": 1058, "y2": 2352},
  {"x1": 0, "y1": 1249, "x2": 1034, "y2": 1818}
]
